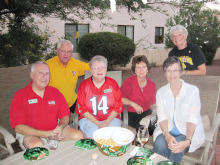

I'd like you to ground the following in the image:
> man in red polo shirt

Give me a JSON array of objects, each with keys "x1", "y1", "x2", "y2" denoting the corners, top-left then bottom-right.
[{"x1": 10, "y1": 61, "x2": 83, "y2": 150}]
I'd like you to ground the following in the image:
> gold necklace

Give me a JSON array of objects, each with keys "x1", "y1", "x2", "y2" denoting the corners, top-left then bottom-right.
[{"x1": 139, "y1": 78, "x2": 147, "y2": 89}]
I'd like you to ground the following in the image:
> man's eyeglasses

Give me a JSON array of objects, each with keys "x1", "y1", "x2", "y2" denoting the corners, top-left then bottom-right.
[{"x1": 60, "y1": 50, "x2": 72, "y2": 54}]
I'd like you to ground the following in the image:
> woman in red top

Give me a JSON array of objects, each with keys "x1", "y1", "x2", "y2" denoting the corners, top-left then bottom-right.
[{"x1": 121, "y1": 55, "x2": 156, "y2": 134}]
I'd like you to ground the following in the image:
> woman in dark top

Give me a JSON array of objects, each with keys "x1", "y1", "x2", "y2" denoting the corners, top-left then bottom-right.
[{"x1": 168, "y1": 25, "x2": 207, "y2": 76}]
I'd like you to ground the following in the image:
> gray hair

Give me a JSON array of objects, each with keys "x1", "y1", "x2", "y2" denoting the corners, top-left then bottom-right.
[
  {"x1": 169, "y1": 25, "x2": 188, "y2": 38},
  {"x1": 57, "y1": 40, "x2": 74, "y2": 50},
  {"x1": 31, "y1": 61, "x2": 49, "y2": 72},
  {"x1": 89, "y1": 55, "x2": 108, "y2": 68},
  {"x1": 163, "y1": 56, "x2": 183, "y2": 73}
]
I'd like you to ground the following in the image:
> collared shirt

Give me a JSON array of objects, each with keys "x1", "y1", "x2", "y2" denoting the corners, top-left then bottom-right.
[
  {"x1": 154, "y1": 79, "x2": 205, "y2": 152},
  {"x1": 46, "y1": 56, "x2": 90, "y2": 107},
  {"x1": 10, "y1": 81, "x2": 70, "y2": 131},
  {"x1": 120, "y1": 75, "x2": 156, "y2": 112}
]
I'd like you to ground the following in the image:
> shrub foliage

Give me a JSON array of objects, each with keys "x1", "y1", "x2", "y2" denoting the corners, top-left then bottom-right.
[{"x1": 78, "y1": 32, "x2": 135, "y2": 70}]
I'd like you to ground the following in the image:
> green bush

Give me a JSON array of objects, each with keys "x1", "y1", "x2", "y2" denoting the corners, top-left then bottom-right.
[{"x1": 78, "y1": 32, "x2": 135, "y2": 70}]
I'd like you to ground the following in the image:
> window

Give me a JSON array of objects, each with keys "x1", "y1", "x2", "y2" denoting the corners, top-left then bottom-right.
[
  {"x1": 155, "y1": 27, "x2": 164, "y2": 44},
  {"x1": 117, "y1": 25, "x2": 134, "y2": 41},
  {"x1": 65, "y1": 24, "x2": 89, "y2": 52}
]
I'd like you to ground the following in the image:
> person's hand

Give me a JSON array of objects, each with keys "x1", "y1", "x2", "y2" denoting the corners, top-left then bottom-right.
[
  {"x1": 164, "y1": 133, "x2": 177, "y2": 151},
  {"x1": 150, "y1": 104, "x2": 156, "y2": 110},
  {"x1": 182, "y1": 70, "x2": 188, "y2": 76},
  {"x1": 150, "y1": 104, "x2": 157, "y2": 114},
  {"x1": 53, "y1": 126, "x2": 64, "y2": 140},
  {"x1": 48, "y1": 130, "x2": 59, "y2": 140},
  {"x1": 98, "y1": 121, "x2": 109, "y2": 128},
  {"x1": 170, "y1": 140, "x2": 190, "y2": 153},
  {"x1": 97, "y1": 121, "x2": 104, "y2": 128},
  {"x1": 132, "y1": 103, "x2": 143, "y2": 114}
]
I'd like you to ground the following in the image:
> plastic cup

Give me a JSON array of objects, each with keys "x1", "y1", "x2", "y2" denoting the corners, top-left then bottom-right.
[{"x1": 47, "y1": 135, "x2": 58, "y2": 150}]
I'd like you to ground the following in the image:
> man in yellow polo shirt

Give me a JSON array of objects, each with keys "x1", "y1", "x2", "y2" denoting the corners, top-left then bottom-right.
[{"x1": 46, "y1": 40, "x2": 90, "y2": 114}]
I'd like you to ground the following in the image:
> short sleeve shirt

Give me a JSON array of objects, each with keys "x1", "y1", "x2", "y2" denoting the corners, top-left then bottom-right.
[
  {"x1": 10, "y1": 81, "x2": 70, "y2": 131},
  {"x1": 168, "y1": 43, "x2": 207, "y2": 70},
  {"x1": 120, "y1": 75, "x2": 156, "y2": 112},
  {"x1": 46, "y1": 56, "x2": 90, "y2": 107},
  {"x1": 76, "y1": 77, "x2": 124, "y2": 121}
]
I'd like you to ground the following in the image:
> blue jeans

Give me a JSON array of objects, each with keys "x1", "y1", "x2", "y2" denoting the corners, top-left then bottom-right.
[
  {"x1": 78, "y1": 118, "x2": 121, "y2": 138},
  {"x1": 153, "y1": 133, "x2": 189, "y2": 163}
]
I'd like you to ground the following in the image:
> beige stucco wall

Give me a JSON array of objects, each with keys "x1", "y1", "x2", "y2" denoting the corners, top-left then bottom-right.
[
  {"x1": 73, "y1": 48, "x2": 171, "y2": 69},
  {"x1": 120, "y1": 48, "x2": 171, "y2": 69},
  {"x1": 31, "y1": 4, "x2": 176, "y2": 49},
  {"x1": 214, "y1": 47, "x2": 220, "y2": 60}
]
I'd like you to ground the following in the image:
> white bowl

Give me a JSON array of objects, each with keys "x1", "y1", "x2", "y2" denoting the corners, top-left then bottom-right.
[
  {"x1": 112, "y1": 129, "x2": 135, "y2": 145},
  {"x1": 93, "y1": 127, "x2": 135, "y2": 157}
]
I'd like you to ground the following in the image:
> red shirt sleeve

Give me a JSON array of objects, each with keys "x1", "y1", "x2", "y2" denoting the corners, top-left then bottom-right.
[{"x1": 10, "y1": 90, "x2": 27, "y2": 129}]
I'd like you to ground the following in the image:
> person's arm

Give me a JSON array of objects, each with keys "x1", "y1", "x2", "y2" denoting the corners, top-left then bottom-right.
[
  {"x1": 122, "y1": 98, "x2": 143, "y2": 114},
  {"x1": 172, "y1": 122, "x2": 196, "y2": 153},
  {"x1": 54, "y1": 115, "x2": 69, "y2": 140},
  {"x1": 185, "y1": 122, "x2": 196, "y2": 144},
  {"x1": 15, "y1": 124, "x2": 52, "y2": 139},
  {"x1": 182, "y1": 63, "x2": 206, "y2": 76},
  {"x1": 77, "y1": 61, "x2": 91, "y2": 76},
  {"x1": 121, "y1": 77, "x2": 142, "y2": 112},
  {"x1": 159, "y1": 120, "x2": 177, "y2": 148}
]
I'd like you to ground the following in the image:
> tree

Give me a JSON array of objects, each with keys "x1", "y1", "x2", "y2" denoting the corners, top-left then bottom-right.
[
  {"x1": 78, "y1": 32, "x2": 135, "y2": 70},
  {"x1": 0, "y1": 17, "x2": 61, "y2": 67},
  {"x1": 2, "y1": 1, "x2": 218, "y2": 22},
  {"x1": 0, "y1": 0, "x2": 219, "y2": 67},
  {"x1": 165, "y1": 0, "x2": 220, "y2": 64}
]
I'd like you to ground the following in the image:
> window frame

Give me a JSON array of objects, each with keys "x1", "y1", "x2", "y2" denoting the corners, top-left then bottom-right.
[
  {"x1": 65, "y1": 23, "x2": 89, "y2": 52},
  {"x1": 117, "y1": 25, "x2": 134, "y2": 41},
  {"x1": 155, "y1": 27, "x2": 164, "y2": 44}
]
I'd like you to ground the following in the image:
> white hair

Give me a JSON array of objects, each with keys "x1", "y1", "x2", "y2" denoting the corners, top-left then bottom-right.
[
  {"x1": 31, "y1": 61, "x2": 48, "y2": 72},
  {"x1": 89, "y1": 55, "x2": 108, "y2": 68},
  {"x1": 169, "y1": 25, "x2": 188, "y2": 38},
  {"x1": 57, "y1": 40, "x2": 74, "y2": 50}
]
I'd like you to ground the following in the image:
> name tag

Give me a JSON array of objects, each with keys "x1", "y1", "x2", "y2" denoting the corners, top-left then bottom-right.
[
  {"x1": 104, "y1": 89, "x2": 112, "y2": 93},
  {"x1": 28, "y1": 99, "x2": 38, "y2": 104}
]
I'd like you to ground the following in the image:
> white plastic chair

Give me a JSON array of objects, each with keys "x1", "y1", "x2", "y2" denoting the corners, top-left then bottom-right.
[
  {"x1": 72, "y1": 70, "x2": 128, "y2": 129},
  {"x1": 0, "y1": 126, "x2": 16, "y2": 159}
]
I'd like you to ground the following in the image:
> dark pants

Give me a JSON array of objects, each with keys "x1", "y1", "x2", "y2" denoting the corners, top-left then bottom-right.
[
  {"x1": 128, "y1": 109, "x2": 152, "y2": 132},
  {"x1": 69, "y1": 99, "x2": 77, "y2": 113}
]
